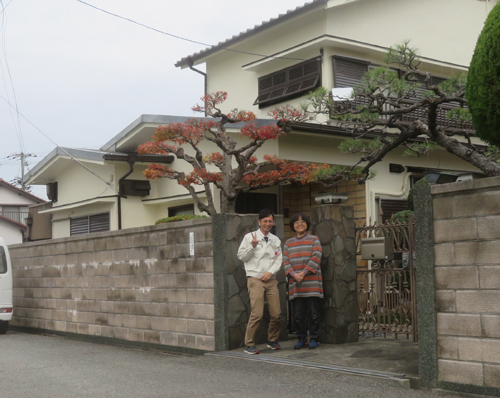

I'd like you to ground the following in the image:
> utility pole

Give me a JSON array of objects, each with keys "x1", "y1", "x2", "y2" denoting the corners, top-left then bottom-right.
[{"x1": 8, "y1": 152, "x2": 36, "y2": 190}]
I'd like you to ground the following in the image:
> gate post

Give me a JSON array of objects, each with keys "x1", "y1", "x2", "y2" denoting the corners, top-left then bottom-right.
[{"x1": 311, "y1": 205, "x2": 358, "y2": 344}]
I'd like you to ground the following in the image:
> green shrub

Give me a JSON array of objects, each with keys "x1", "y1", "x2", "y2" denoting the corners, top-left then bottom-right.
[
  {"x1": 391, "y1": 209, "x2": 413, "y2": 223},
  {"x1": 466, "y1": 2, "x2": 500, "y2": 146},
  {"x1": 155, "y1": 214, "x2": 208, "y2": 224},
  {"x1": 406, "y1": 177, "x2": 429, "y2": 211}
]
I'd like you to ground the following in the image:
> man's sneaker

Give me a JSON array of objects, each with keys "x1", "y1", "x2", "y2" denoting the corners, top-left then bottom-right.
[
  {"x1": 308, "y1": 339, "x2": 319, "y2": 349},
  {"x1": 244, "y1": 345, "x2": 259, "y2": 355},
  {"x1": 267, "y1": 341, "x2": 280, "y2": 350},
  {"x1": 294, "y1": 340, "x2": 308, "y2": 350}
]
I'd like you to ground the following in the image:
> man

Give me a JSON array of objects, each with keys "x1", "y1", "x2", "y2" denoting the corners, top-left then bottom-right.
[{"x1": 237, "y1": 209, "x2": 283, "y2": 355}]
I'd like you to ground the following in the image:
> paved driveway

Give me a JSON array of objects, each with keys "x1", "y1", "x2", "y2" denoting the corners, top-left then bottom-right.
[{"x1": 0, "y1": 331, "x2": 483, "y2": 398}]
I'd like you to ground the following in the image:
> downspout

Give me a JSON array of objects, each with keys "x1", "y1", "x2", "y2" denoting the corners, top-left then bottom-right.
[
  {"x1": 186, "y1": 56, "x2": 208, "y2": 116},
  {"x1": 118, "y1": 159, "x2": 135, "y2": 230}
]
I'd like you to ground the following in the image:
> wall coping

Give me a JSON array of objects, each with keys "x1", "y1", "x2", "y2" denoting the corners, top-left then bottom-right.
[
  {"x1": 10, "y1": 217, "x2": 213, "y2": 249},
  {"x1": 430, "y1": 176, "x2": 500, "y2": 196}
]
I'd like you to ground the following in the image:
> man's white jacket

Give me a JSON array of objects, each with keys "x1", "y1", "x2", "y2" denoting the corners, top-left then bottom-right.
[{"x1": 237, "y1": 229, "x2": 283, "y2": 279}]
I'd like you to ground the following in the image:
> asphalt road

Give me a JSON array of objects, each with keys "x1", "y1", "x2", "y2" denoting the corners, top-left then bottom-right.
[{"x1": 0, "y1": 331, "x2": 488, "y2": 398}]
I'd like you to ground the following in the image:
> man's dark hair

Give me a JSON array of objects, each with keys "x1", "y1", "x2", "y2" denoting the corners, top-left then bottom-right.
[
  {"x1": 289, "y1": 213, "x2": 311, "y2": 232},
  {"x1": 258, "y1": 209, "x2": 275, "y2": 220}
]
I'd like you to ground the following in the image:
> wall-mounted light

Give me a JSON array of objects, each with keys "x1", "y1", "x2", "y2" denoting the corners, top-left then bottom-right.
[{"x1": 314, "y1": 193, "x2": 349, "y2": 204}]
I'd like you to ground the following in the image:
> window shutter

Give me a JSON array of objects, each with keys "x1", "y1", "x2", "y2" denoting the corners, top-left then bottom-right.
[
  {"x1": 333, "y1": 57, "x2": 369, "y2": 88},
  {"x1": 254, "y1": 58, "x2": 321, "y2": 107},
  {"x1": 70, "y1": 213, "x2": 110, "y2": 236},
  {"x1": 90, "y1": 213, "x2": 110, "y2": 233},
  {"x1": 70, "y1": 217, "x2": 90, "y2": 235},
  {"x1": 380, "y1": 199, "x2": 408, "y2": 224}
]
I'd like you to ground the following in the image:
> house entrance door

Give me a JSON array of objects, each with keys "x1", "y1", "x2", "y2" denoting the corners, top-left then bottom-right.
[{"x1": 356, "y1": 215, "x2": 417, "y2": 342}]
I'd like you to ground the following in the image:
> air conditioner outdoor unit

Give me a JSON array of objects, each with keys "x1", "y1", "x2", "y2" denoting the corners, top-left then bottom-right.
[{"x1": 331, "y1": 87, "x2": 354, "y2": 101}]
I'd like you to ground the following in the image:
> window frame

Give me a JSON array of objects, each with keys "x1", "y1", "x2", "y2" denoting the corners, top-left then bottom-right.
[
  {"x1": 254, "y1": 58, "x2": 322, "y2": 108},
  {"x1": 70, "y1": 212, "x2": 110, "y2": 236},
  {"x1": 168, "y1": 204, "x2": 195, "y2": 218}
]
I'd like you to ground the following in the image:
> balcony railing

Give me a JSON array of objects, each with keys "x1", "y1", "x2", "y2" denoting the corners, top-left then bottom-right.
[
  {"x1": 350, "y1": 97, "x2": 474, "y2": 131},
  {"x1": 1, "y1": 212, "x2": 29, "y2": 225}
]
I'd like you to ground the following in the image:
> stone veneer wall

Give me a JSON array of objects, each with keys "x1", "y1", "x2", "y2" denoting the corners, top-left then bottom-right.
[
  {"x1": 9, "y1": 218, "x2": 215, "y2": 354},
  {"x1": 311, "y1": 205, "x2": 358, "y2": 344},
  {"x1": 415, "y1": 177, "x2": 500, "y2": 397}
]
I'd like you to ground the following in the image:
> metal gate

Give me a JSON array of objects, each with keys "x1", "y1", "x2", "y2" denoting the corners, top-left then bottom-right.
[{"x1": 356, "y1": 215, "x2": 417, "y2": 341}]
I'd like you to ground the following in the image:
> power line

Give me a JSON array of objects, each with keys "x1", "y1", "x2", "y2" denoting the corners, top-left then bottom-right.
[
  {"x1": 0, "y1": 93, "x2": 114, "y2": 190},
  {"x1": 0, "y1": 0, "x2": 13, "y2": 15},
  {"x1": 0, "y1": 0, "x2": 25, "y2": 153},
  {"x1": 74, "y1": 0, "x2": 306, "y2": 62}
]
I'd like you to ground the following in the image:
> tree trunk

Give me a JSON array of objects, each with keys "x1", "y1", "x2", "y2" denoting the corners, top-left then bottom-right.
[
  {"x1": 220, "y1": 195, "x2": 236, "y2": 214},
  {"x1": 434, "y1": 132, "x2": 500, "y2": 176}
]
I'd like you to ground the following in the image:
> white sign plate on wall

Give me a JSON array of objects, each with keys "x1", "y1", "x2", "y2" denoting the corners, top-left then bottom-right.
[{"x1": 189, "y1": 232, "x2": 194, "y2": 256}]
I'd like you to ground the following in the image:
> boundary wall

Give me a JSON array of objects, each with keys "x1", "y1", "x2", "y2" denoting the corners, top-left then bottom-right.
[
  {"x1": 415, "y1": 177, "x2": 500, "y2": 397},
  {"x1": 10, "y1": 218, "x2": 215, "y2": 354}
]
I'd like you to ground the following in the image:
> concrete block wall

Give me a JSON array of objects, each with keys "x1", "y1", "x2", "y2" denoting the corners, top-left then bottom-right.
[
  {"x1": 9, "y1": 218, "x2": 215, "y2": 353},
  {"x1": 416, "y1": 177, "x2": 500, "y2": 395}
]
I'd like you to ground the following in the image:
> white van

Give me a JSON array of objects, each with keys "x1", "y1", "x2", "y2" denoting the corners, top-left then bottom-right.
[{"x1": 0, "y1": 237, "x2": 13, "y2": 334}]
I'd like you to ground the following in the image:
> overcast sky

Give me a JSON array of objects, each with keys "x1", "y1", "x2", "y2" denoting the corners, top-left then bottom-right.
[{"x1": 0, "y1": 0, "x2": 309, "y2": 199}]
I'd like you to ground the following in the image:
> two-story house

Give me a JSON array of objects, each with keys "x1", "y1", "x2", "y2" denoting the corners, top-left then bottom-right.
[
  {"x1": 24, "y1": 0, "x2": 496, "y2": 239},
  {"x1": 0, "y1": 179, "x2": 45, "y2": 244},
  {"x1": 175, "y1": 0, "x2": 494, "y2": 228}
]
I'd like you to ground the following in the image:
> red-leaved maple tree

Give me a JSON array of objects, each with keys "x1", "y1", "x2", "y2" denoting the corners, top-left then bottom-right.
[{"x1": 137, "y1": 91, "x2": 329, "y2": 215}]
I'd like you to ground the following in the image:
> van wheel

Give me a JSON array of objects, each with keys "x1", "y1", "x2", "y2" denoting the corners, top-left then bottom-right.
[{"x1": 0, "y1": 321, "x2": 8, "y2": 334}]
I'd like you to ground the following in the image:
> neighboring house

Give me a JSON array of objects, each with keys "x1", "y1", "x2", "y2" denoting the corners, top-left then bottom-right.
[
  {"x1": 0, "y1": 179, "x2": 45, "y2": 244},
  {"x1": 24, "y1": 117, "x2": 278, "y2": 239},
  {"x1": 24, "y1": 0, "x2": 496, "y2": 239}
]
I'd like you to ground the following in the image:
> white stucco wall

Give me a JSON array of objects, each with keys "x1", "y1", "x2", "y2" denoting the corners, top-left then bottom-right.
[
  {"x1": 46, "y1": 159, "x2": 116, "y2": 238},
  {"x1": 0, "y1": 222, "x2": 24, "y2": 246},
  {"x1": 325, "y1": 0, "x2": 497, "y2": 67},
  {"x1": 0, "y1": 187, "x2": 40, "y2": 206},
  {"x1": 278, "y1": 130, "x2": 480, "y2": 222},
  {"x1": 198, "y1": 0, "x2": 497, "y2": 116}
]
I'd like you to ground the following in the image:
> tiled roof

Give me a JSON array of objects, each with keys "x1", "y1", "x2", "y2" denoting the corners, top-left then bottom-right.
[
  {"x1": 0, "y1": 214, "x2": 27, "y2": 230},
  {"x1": 175, "y1": 0, "x2": 328, "y2": 68}
]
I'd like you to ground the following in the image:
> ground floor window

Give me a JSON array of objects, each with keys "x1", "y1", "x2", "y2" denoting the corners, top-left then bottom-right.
[
  {"x1": 70, "y1": 213, "x2": 110, "y2": 236},
  {"x1": 379, "y1": 199, "x2": 408, "y2": 224},
  {"x1": 168, "y1": 204, "x2": 195, "y2": 217},
  {"x1": 235, "y1": 192, "x2": 277, "y2": 215}
]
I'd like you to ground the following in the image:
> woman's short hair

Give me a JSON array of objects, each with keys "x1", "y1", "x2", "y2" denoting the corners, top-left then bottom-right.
[{"x1": 289, "y1": 213, "x2": 311, "y2": 232}]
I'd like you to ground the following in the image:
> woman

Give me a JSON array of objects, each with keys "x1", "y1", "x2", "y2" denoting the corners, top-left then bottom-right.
[{"x1": 283, "y1": 213, "x2": 323, "y2": 349}]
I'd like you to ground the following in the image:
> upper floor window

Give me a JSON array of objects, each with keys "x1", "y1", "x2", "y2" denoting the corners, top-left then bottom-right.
[
  {"x1": 254, "y1": 58, "x2": 322, "y2": 108},
  {"x1": 332, "y1": 56, "x2": 471, "y2": 130},
  {"x1": 0, "y1": 205, "x2": 29, "y2": 224},
  {"x1": 70, "y1": 212, "x2": 110, "y2": 236},
  {"x1": 333, "y1": 56, "x2": 447, "y2": 99}
]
